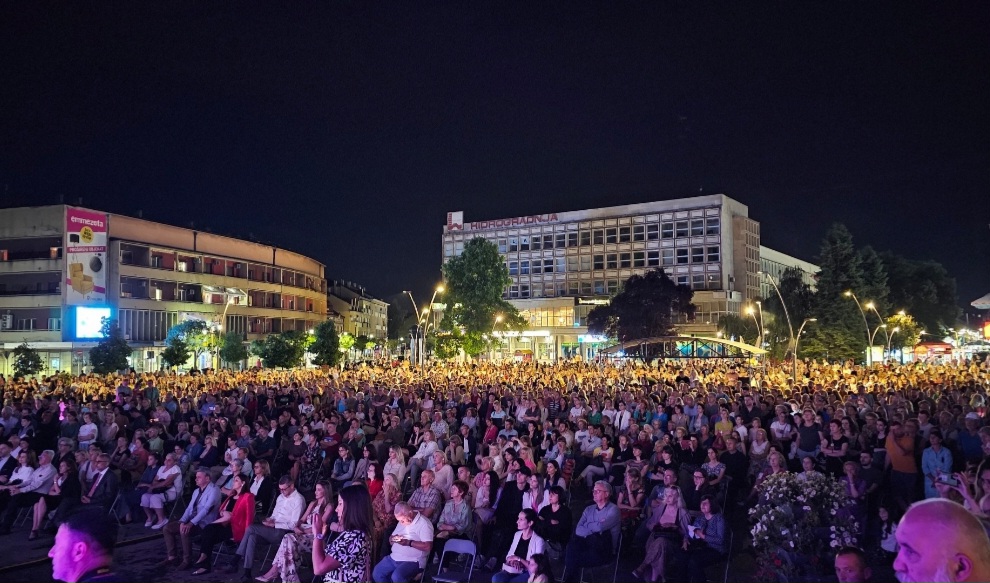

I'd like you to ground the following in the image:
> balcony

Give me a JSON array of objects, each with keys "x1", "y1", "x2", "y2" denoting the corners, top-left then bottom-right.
[{"x1": 0, "y1": 258, "x2": 63, "y2": 275}]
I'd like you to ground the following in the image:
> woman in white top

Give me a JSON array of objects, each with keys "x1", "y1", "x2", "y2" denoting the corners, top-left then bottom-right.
[
  {"x1": 141, "y1": 453, "x2": 182, "y2": 529},
  {"x1": 1, "y1": 451, "x2": 37, "y2": 492},
  {"x1": 493, "y1": 509, "x2": 545, "y2": 582},
  {"x1": 383, "y1": 445, "x2": 407, "y2": 484},
  {"x1": 77, "y1": 412, "x2": 99, "y2": 450}
]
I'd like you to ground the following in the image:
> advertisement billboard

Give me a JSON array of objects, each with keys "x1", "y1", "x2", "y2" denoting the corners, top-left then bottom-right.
[{"x1": 65, "y1": 207, "x2": 109, "y2": 305}]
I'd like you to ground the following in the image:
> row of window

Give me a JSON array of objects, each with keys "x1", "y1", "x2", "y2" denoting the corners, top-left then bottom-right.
[
  {"x1": 507, "y1": 246, "x2": 721, "y2": 275},
  {"x1": 505, "y1": 273, "x2": 721, "y2": 299},
  {"x1": 495, "y1": 218, "x2": 720, "y2": 252}
]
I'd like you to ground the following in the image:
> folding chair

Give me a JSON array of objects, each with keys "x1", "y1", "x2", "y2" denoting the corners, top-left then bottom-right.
[
  {"x1": 431, "y1": 538, "x2": 477, "y2": 583},
  {"x1": 13, "y1": 506, "x2": 32, "y2": 528},
  {"x1": 212, "y1": 538, "x2": 239, "y2": 567},
  {"x1": 108, "y1": 491, "x2": 126, "y2": 525},
  {"x1": 578, "y1": 532, "x2": 622, "y2": 583}
]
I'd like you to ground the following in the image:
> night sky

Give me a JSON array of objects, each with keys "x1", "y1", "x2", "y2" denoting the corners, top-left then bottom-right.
[{"x1": 1, "y1": 4, "x2": 987, "y2": 310}]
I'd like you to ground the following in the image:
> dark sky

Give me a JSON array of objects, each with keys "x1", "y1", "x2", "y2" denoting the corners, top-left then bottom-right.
[{"x1": 2, "y1": 3, "x2": 988, "y2": 310}]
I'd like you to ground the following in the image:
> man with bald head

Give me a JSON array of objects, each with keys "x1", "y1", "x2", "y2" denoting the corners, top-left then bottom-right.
[{"x1": 894, "y1": 498, "x2": 990, "y2": 582}]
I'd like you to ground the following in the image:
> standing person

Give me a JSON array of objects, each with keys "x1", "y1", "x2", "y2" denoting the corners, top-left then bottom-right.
[
  {"x1": 921, "y1": 429, "x2": 953, "y2": 499},
  {"x1": 372, "y1": 502, "x2": 434, "y2": 583},
  {"x1": 561, "y1": 481, "x2": 620, "y2": 581},
  {"x1": 311, "y1": 485, "x2": 374, "y2": 583},
  {"x1": 885, "y1": 421, "x2": 919, "y2": 513},
  {"x1": 231, "y1": 475, "x2": 306, "y2": 582},
  {"x1": 492, "y1": 509, "x2": 545, "y2": 583},
  {"x1": 834, "y1": 546, "x2": 873, "y2": 583},
  {"x1": 49, "y1": 508, "x2": 124, "y2": 582},
  {"x1": 189, "y1": 473, "x2": 256, "y2": 575},
  {"x1": 158, "y1": 468, "x2": 222, "y2": 570},
  {"x1": 255, "y1": 481, "x2": 335, "y2": 583}
]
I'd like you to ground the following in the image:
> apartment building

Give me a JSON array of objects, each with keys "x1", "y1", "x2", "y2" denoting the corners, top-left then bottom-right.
[
  {"x1": 327, "y1": 281, "x2": 388, "y2": 339},
  {"x1": 0, "y1": 205, "x2": 327, "y2": 375}
]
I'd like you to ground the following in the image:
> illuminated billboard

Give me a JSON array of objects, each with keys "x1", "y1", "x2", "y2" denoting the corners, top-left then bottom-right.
[
  {"x1": 65, "y1": 207, "x2": 109, "y2": 305},
  {"x1": 76, "y1": 306, "x2": 112, "y2": 339}
]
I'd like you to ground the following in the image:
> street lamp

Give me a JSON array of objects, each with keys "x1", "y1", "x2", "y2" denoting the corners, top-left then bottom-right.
[
  {"x1": 844, "y1": 290, "x2": 874, "y2": 365},
  {"x1": 867, "y1": 303, "x2": 890, "y2": 347},
  {"x1": 886, "y1": 326, "x2": 900, "y2": 361},
  {"x1": 744, "y1": 305, "x2": 764, "y2": 347},
  {"x1": 759, "y1": 272, "x2": 794, "y2": 356},
  {"x1": 793, "y1": 317, "x2": 817, "y2": 383}
]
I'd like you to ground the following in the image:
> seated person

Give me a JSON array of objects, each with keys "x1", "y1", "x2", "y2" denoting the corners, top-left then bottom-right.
[
  {"x1": 561, "y1": 480, "x2": 620, "y2": 581},
  {"x1": 372, "y1": 502, "x2": 434, "y2": 583}
]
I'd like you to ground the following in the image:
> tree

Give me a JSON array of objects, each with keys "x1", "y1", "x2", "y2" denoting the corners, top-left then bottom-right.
[
  {"x1": 857, "y1": 246, "x2": 889, "y2": 314},
  {"x1": 587, "y1": 269, "x2": 696, "y2": 360},
  {"x1": 160, "y1": 337, "x2": 191, "y2": 369},
  {"x1": 219, "y1": 332, "x2": 249, "y2": 368},
  {"x1": 90, "y1": 318, "x2": 131, "y2": 374},
  {"x1": 880, "y1": 252, "x2": 960, "y2": 334},
  {"x1": 250, "y1": 330, "x2": 309, "y2": 369},
  {"x1": 804, "y1": 223, "x2": 867, "y2": 362},
  {"x1": 310, "y1": 320, "x2": 341, "y2": 367},
  {"x1": 440, "y1": 237, "x2": 526, "y2": 357},
  {"x1": 717, "y1": 314, "x2": 761, "y2": 345},
  {"x1": 338, "y1": 332, "x2": 356, "y2": 361},
  {"x1": 12, "y1": 343, "x2": 43, "y2": 377},
  {"x1": 885, "y1": 312, "x2": 923, "y2": 354},
  {"x1": 165, "y1": 320, "x2": 218, "y2": 365}
]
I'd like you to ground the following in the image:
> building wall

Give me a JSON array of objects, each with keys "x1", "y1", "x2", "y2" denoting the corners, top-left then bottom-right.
[
  {"x1": 759, "y1": 246, "x2": 819, "y2": 298},
  {"x1": 0, "y1": 205, "x2": 328, "y2": 375}
]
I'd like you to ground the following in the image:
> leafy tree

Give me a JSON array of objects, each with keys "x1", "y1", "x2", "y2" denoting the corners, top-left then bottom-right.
[
  {"x1": 338, "y1": 332, "x2": 356, "y2": 358},
  {"x1": 219, "y1": 332, "x2": 249, "y2": 368},
  {"x1": 880, "y1": 252, "x2": 960, "y2": 334},
  {"x1": 440, "y1": 237, "x2": 525, "y2": 357},
  {"x1": 12, "y1": 343, "x2": 43, "y2": 377},
  {"x1": 857, "y1": 246, "x2": 889, "y2": 314},
  {"x1": 804, "y1": 223, "x2": 867, "y2": 362},
  {"x1": 310, "y1": 320, "x2": 341, "y2": 367},
  {"x1": 165, "y1": 320, "x2": 218, "y2": 364},
  {"x1": 386, "y1": 299, "x2": 418, "y2": 341},
  {"x1": 587, "y1": 269, "x2": 695, "y2": 361},
  {"x1": 885, "y1": 312, "x2": 923, "y2": 354},
  {"x1": 716, "y1": 314, "x2": 760, "y2": 345},
  {"x1": 250, "y1": 330, "x2": 308, "y2": 369},
  {"x1": 90, "y1": 318, "x2": 131, "y2": 374},
  {"x1": 160, "y1": 337, "x2": 191, "y2": 369}
]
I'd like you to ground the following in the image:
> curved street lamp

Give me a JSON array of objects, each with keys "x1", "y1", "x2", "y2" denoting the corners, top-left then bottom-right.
[
  {"x1": 844, "y1": 291, "x2": 874, "y2": 365},
  {"x1": 760, "y1": 272, "x2": 794, "y2": 357}
]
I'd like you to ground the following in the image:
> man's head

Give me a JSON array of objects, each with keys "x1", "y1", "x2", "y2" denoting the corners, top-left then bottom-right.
[
  {"x1": 393, "y1": 502, "x2": 415, "y2": 525},
  {"x1": 664, "y1": 469, "x2": 677, "y2": 486},
  {"x1": 49, "y1": 508, "x2": 118, "y2": 582},
  {"x1": 894, "y1": 499, "x2": 990, "y2": 582},
  {"x1": 0, "y1": 443, "x2": 9, "y2": 458},
  {"x1": 420, "y1": 469, "x2": 435, "y2": 488},
  {"x1": 592, "y1": 480, "x2": 612, "y2": 507},
  {"x1": 40, "y1": 449, "x2": 55, "y2": 465},
  {"x1": 194, "y1": 468, "x2": 211, "y2": 489},
  {"x1": 835, "y1": 547, "x2": 872, "y2": 583}
]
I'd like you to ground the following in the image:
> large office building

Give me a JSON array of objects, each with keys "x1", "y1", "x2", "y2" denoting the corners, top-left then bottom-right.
[
  {"x1": 442, "y1": 194, "x2": 817, "y2": 361},
  {"x1": 0, "y1": 205, "x2": 328, "y2": 375}
]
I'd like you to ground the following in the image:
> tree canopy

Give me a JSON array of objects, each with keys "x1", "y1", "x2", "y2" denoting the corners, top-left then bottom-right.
[
  {"x1": 587, "y1": 269, "x2": 696, "y2": 344},
  {"x1": 439, "y1": 237, "x2": 525, "y2": 357},
  {"x1": 90, "y1": 318, "x2": 131, "y2": 374},
  {"x1": 12, "y1": 343, "x2": 43, "y2": 377},
  {"x1": 250, "y1": 330, "x2": 310, "y2": 369},
  {"x1": 218, "y1": 332, "x2": 249, "y2": 367},
  {"x1": 309, "y1": 320, "x2": 341, "y2": 367},
  {"x1": 160, "y1": 337, "x2": 191, "y2": 369},
  {"x1": 165, "y1": 319, "x2": 217, "y2": 361}
]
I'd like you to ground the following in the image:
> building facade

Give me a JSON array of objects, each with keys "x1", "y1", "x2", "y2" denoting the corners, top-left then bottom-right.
[
  {"x1": 0, "y1": 205, "x2": 327, "y2": 375},
  {"x1": 327, "y1": 281, "x2": 388, "y2": 340},
  {"x1": 442, "y1": 194, "x2": 816, "y2": 362}
]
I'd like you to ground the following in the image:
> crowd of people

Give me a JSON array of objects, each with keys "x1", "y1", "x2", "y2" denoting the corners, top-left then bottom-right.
[{"x1": 0, "y1": 354, "x2": 989, "y2": 582}]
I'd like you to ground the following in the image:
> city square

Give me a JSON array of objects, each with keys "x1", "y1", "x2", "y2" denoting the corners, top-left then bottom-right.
[{"x1": 1, "y1": 3, "x2": 989, "y2": 583}]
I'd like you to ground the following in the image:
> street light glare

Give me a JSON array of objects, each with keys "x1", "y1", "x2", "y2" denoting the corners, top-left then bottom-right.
[
  {"x1": 865, "y1": 302, "x2": 874, "y2": 309},
  {"x1": 436, "y1": 285, "x2": 445, "y2": 293}
]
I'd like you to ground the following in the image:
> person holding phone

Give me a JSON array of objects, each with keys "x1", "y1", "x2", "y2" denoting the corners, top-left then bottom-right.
[
  {"x1": 922, "y1": 429, "x2": 953, "y2": 499},
  {"x1": 372, "y1": 502, "x2": 434, "y2": 583}
]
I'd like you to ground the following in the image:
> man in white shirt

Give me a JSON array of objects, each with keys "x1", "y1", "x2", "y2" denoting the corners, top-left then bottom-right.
[
  {"x1": 372, "y1": 502, "x2": 434, "y2": 582},
  {"x1": 0, "y1": 449, "x2": 57, "y2": 533},
  {"x1": 232, "y1": 475, "x2": 305, "y2": 582}
]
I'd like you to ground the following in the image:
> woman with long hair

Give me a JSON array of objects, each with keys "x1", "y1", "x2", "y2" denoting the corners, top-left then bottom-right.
[
  {"x1": 492, "y1": 509, "x2": 545, "y2": 583},
  {"x1": 383, "y1": 445, "x2": 406, "y2": 485},
  {"x1": 190, "y1": 473, "x2": 255, "y2": 575},
  {"x1": 311, "y1": 484, "x2": 373, "y2": 583},
  {"x1": 30, "y1": 457, "x2": 80, "y2": 539},
  {"x1": 372, "y1": 474, "x2": 401, "y2": 559},
  {"x1": 255, "y1": 481, "x2": 334, "y2": 582}
]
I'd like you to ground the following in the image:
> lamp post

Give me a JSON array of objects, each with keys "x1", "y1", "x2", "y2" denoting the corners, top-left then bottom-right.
[
  {"x1": 868, "y1": 303, "x2": 890, "y2": 349},
  {"x1": 793, "y1": 317, "x2": 817, "y2": 383},
  {"x1": 886, "y1": 326, "x2": 900, "y2": 361},
  {"x1": 844, "y1": 290, "x2": 874, "y2": 365},
  {"x1": 745, "y1": 305, "x2": 764, "y2": 347},
  {"x1": 491, "y1": 314, "x2": 503, "y2": 361},
  {"x1": 403, "y1": 291, "x2": 420, "y2": 366},
  {"x1": 756, "y1": 301, "x2": 766, "y2": 347},
  {"x1": 759, "y1": 272, "x2": 794, "y2": 357}
]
